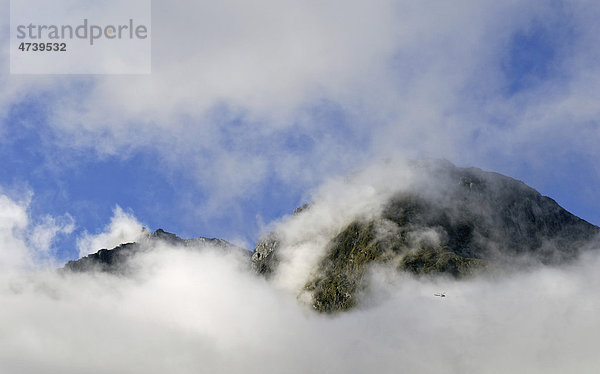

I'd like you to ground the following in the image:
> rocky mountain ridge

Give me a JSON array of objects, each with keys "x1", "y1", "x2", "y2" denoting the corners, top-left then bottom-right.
[{"x1": 64, "y1": 229, "x2": 246, "y2": 273}]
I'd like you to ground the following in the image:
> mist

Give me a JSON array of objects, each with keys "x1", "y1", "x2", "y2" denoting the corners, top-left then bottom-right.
[{"x1": 1, "y1": 241, "x2": 600, "y2": 373}]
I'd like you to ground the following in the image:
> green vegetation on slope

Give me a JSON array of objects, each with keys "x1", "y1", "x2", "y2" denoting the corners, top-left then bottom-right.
[
  {"x1": 399, "y1": 247, "x2": 486, "y2": 277},
  {"x1": 305, "y1": 221, "x2": 382, "y2": 313},
  {"x1": 304, "y1": 213, "x2": 487, "y2": 313}
]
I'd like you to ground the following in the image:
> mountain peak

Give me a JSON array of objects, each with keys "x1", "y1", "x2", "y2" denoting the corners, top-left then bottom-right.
[
  {"x1": 150, "y1": 228, "x2": 182, "y2": 243},
  {"x1": 252, "y1": 161, "x2": 600, "y2": 312}
]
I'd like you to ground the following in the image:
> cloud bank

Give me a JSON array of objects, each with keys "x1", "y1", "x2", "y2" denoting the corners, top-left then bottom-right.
[{"x1": 1, "y1": 237, "x2": 600, "y2": 373}]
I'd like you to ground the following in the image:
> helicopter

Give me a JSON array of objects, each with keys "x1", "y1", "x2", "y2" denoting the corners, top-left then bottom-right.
[{"x1": 434, "y1": 293, "x2": 446, "y2": 297}]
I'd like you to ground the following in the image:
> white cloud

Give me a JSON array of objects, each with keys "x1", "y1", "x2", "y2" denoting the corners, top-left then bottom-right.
[
  {"x1": 0, "y1": 191, "x2": 75, "y2": 272},
  {"x1": 0, "y1": 1, "x2": 597, "y2": 219},
  {"x1": 28, "y1": 214, "x2": 75, "y2": 254},
  {"x1": 76, "y1": 206, "x2": 146, "y2": 258},
  {"x1": 1, "y1": 239, "x2": 600, "y2": 373},
  {"x1": 0, "y1": 193, "x2": 31, "y2": 272}
]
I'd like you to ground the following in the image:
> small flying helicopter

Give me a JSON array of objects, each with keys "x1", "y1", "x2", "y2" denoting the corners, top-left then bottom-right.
[{"x1": 434, "y1": 293, "x2": 446, "y2": 297}]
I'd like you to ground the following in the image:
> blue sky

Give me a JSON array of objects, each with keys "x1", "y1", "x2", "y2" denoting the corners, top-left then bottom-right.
[{"x1": 1, "y1": 0, "x2": 599, "y2": 263}]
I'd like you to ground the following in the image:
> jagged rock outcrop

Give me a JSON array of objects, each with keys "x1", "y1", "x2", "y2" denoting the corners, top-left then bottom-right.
[
  {"x1": 251, "y1": 233, "x2": 280, "y2": 276},
  {"x1": 252, "y1": 204, "x2": 311, "y2": 276}
]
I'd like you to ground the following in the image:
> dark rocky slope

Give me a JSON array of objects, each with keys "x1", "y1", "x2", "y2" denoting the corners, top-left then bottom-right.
[{"x1": 252, "y1": 160, "x2": 599, "y2": 312}]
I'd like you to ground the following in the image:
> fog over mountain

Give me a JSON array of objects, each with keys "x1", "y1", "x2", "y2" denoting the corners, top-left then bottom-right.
[
  {"x1": 1, "y1": 161, "x2": 598, "y2": 373},
  {"x1": 3, "y1": 0, "x2": 600, "y2": 372}
]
